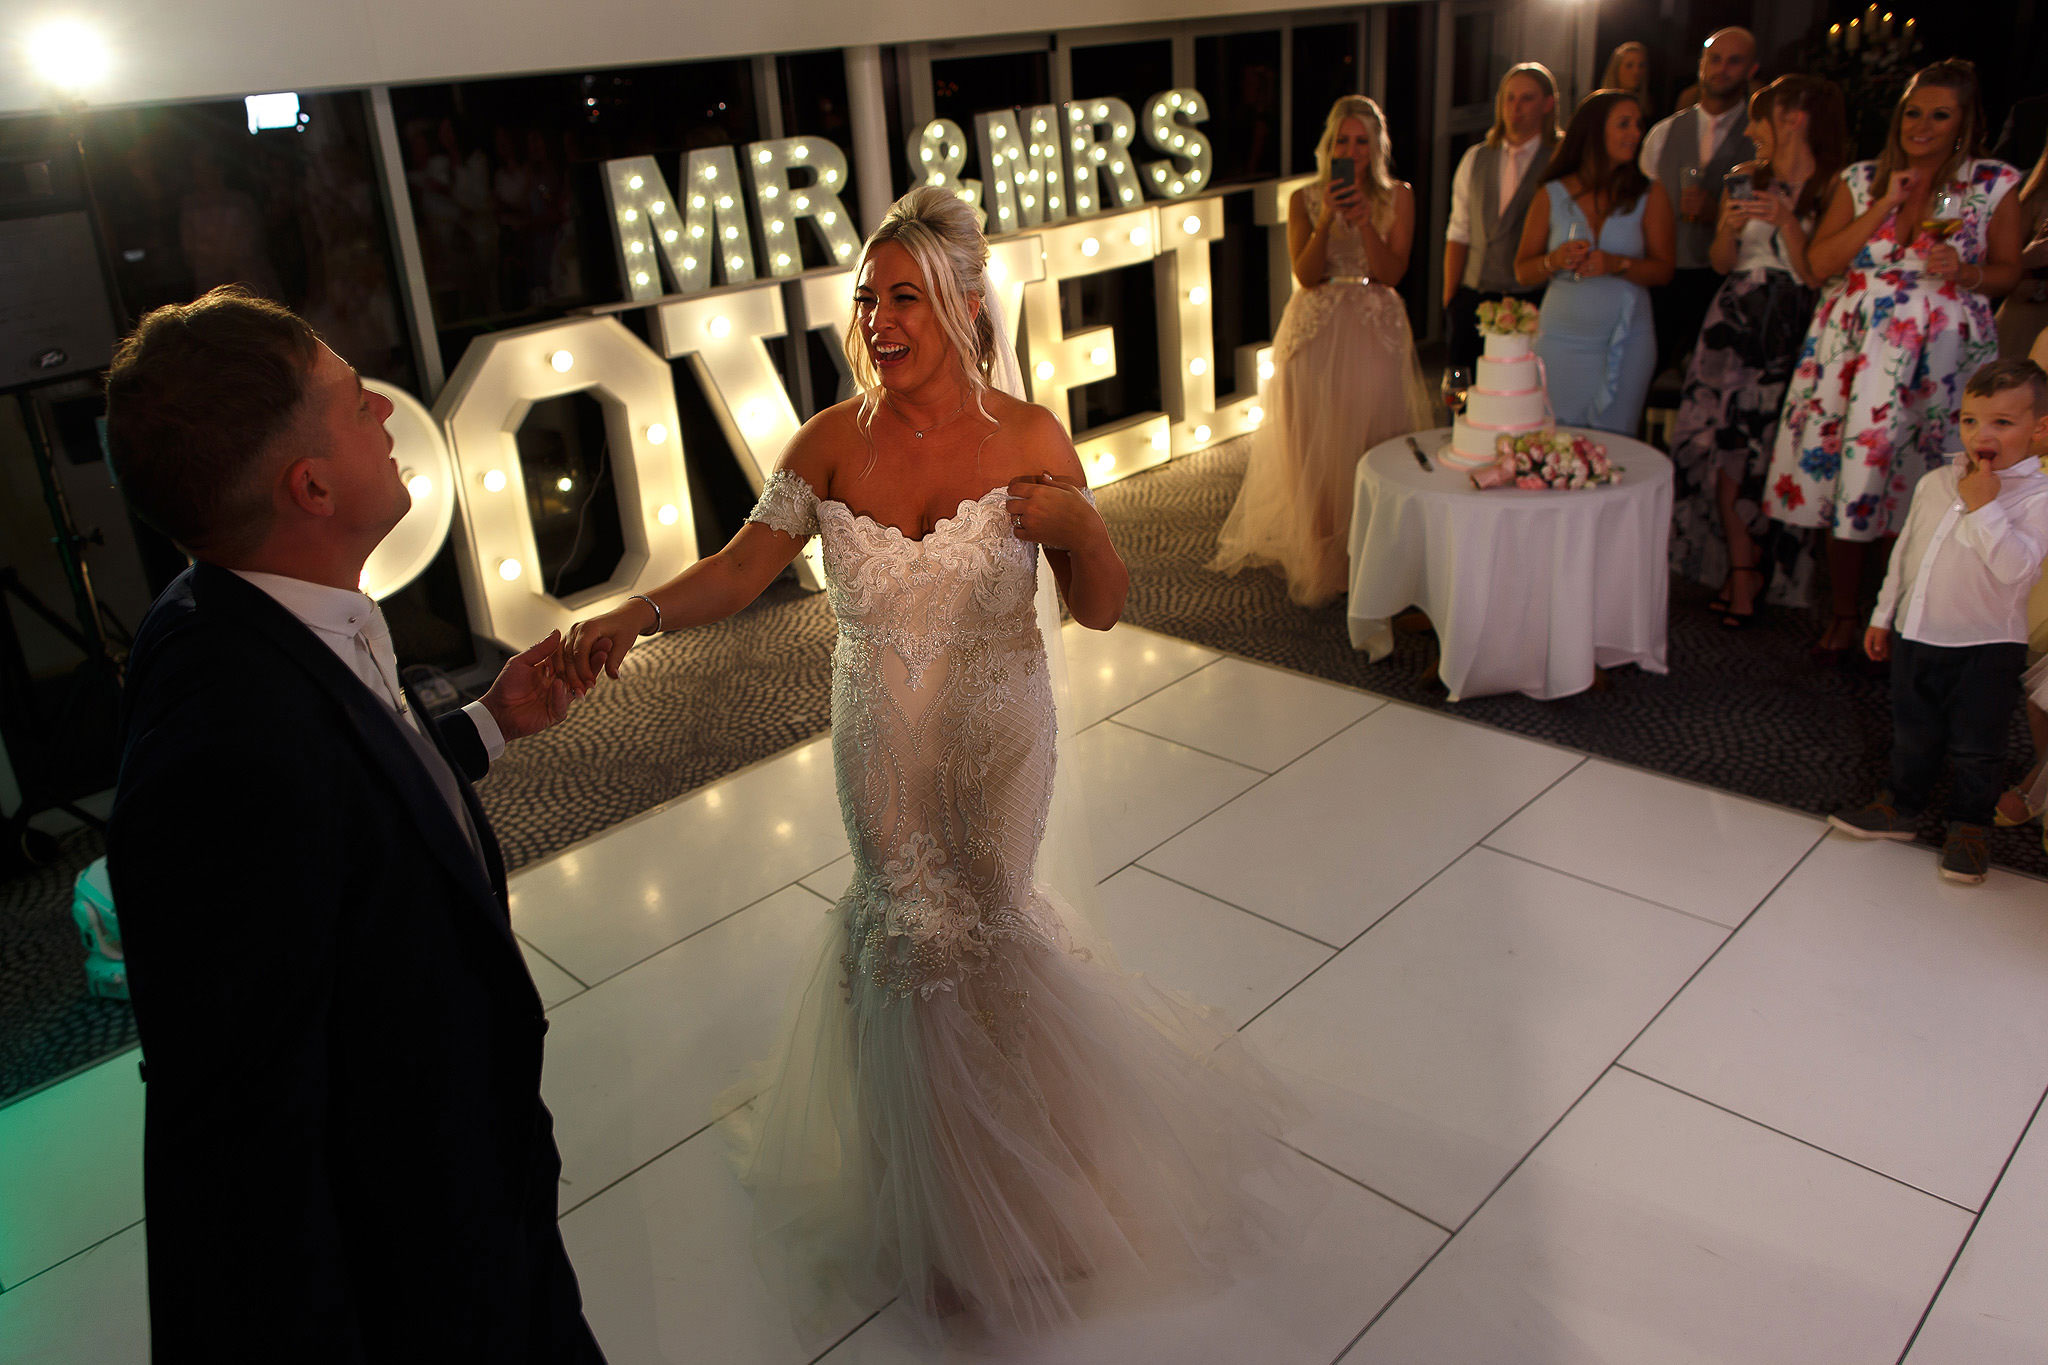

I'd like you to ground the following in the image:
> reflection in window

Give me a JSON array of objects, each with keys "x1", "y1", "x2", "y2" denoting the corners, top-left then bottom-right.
[
  {"x1": 77, "y1": 93, "x2": 416, "y2": 391},
  {"x1": 1196, "y1": 32, "x2": 1281, "y2": 184},
  {"x1": 1291, "y1": 24, "x2": 1361, "y2": 173},
  {"x1": 515, "y1": 392, "x2": 625, "y2": 599},
  {"x1": 389, "y1": 58, "x2": 760, "y2": 372}
]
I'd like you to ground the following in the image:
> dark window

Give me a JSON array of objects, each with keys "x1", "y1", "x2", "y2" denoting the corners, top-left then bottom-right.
[
  {"x1": 1196, "y1": 31, "x2": 1282, "y2": 184},
  {"x1": 1383, "y1": 2, "x2": 1435, "y2": 332},
  {"x1": 1208, "y1": 191, "x2": 1272, "y2": 395},
  {"x1": 1452, "y1": 13, "x2": 1499, "y2": 109},
  {"x1": 1291, "y1": 24, "x2": 1362, "y2": 173},
  {"x1": 388, "y1": 58, "x2": 760, "y2": 376},
  {"x1": 1069, "y1": 39, "x2": 1174, "y2": 129},
  {"x1": 1068, "y1": 262, "x2": 1161, "y2": 434},
  {"x1": 73, "y1": 93, "x2": 418, "y2": 392},
  {"x1": 930, "y1": 49, "x2": 1052, "y2": 145},
  {"x1": 779, "y1": 48, "x2": 861, "y2": 251}
]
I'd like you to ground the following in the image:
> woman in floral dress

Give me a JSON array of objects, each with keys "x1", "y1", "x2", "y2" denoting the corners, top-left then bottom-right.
[
  {"x1": 1765, "y1": 60, "x2": 2024, "y2": 656},
  {"x1": 1668, "y1": 75, "x2": 1845, "y2": 625}
]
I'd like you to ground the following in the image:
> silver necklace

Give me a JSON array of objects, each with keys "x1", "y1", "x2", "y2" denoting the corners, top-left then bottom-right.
[{"x1": 891, "y1": 393, "x2": 964, "y2": 439}]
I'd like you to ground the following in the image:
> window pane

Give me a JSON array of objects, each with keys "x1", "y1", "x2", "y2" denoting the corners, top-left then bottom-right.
[
  {"x1": 930, "y1": 49, "x2": 1051, "y2": 142},
  {"x1": 779, "y1": 48, "x2": 861, "y2": 246},
  {"x1": 1452, "y1": 13, "x2": 1497, "y2": 108},
  {"x1": 1196, "y1": 31, "x2": 1281, "y2": 184},
  {"x1": 1291, "y1": 24, "x2": 1361, "y2": 172},
  {"x1": 1069, "y1": 39, "x2": 1173, "y2": 127},
  {"x1": 388, "y1": 58, "x2": 760, "y2": 375},
  {"x1": 76, "y1": 94, "x2": 418, "y2": 391}
]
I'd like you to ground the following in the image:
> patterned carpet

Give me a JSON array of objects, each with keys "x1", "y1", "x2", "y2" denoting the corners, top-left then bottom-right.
[{"x1": 5, "y1": 437, "x2": 2043, "y2": 1104}]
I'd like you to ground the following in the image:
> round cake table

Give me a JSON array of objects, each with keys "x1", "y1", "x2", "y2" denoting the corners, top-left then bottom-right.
[{"x1": 1346, "y1": 428, "x2": 1673, "y2": 701}]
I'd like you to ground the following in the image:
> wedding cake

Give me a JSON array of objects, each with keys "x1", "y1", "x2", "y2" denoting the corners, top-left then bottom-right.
[{"x1": 1445, "y1": 298, "x2": 1553, "y2": 471}]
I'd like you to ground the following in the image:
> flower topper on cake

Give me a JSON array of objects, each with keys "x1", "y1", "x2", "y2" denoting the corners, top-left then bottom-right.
[
  {"x1": 1469, "y1": 430, "x2": 1621, "y2": 491},
  {"x1": 1475, "y1": 297, "x2": 1541, "y2": 336}
]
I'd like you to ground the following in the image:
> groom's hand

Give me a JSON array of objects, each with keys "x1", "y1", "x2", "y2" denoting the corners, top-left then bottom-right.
[{"x1": 480, "y1": 631, "x2": 573, "y2": 741}]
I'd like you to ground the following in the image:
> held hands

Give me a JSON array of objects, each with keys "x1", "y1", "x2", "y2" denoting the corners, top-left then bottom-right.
[
  {"x1": 1958, "y1": 449, "x2": 2001, "y2": 512},
  {"x1": 1864, "y1": 625, "x2": 1891, "y2": 662},
  {"x1": 563, "y1": 598, "x2": 656, "y2": 694},
  {"x1": 479, "y1": 631, "x2": 574, "y2": 741},
  {"x1": 1007, "y1": 473, "x2": 1101, "y2": 553}
]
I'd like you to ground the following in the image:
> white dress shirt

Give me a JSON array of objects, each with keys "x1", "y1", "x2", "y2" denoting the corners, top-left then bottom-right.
[
  {"x1": 1871, "y1": 457, "x2": 2048, "y2": 646},
  {"x1": 1445, "y1": 135, "x2": 1546, "y2": 246},
  {"x1": 231, "y1": 569, "x2": 506, "y2": 760},
  {"x1": 1639, "y1": 103, "x2": 1746, "y2": 182}
]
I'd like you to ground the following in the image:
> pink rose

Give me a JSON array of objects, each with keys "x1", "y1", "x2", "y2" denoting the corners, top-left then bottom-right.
[{"x1": 1516, "y1": 475, "x2": 1546, "y2": 490}]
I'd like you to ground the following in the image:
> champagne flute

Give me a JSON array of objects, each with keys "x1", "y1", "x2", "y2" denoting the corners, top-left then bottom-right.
[
  {"x1": 1560, "y1": 219, "x2": 1586, "y2": 281},
  {"x1": 1441, "y1": 366, "x2": 1472, "y2": 423}
]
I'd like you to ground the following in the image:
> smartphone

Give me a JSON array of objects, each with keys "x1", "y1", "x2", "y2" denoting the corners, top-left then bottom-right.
[
  {"x1": 1330, "y1": 156, "x2": 1356, "y2": 186},
  {"x1": 1723, "y1": 171, "x2": 1754, "y2": 201}
]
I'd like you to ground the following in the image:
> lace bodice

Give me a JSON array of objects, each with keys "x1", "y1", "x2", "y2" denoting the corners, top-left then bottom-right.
[
  {"x1": 748, "y1": 467, "x2": 1087, "y2": 1005},
  {"x1": 1303, "y1": 183, "x2": 1392, "y2": 280}
]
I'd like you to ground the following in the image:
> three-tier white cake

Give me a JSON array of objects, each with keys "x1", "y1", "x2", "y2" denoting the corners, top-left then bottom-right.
[{"x1": 1444, "y1": 331, "x2": 1554, "y2": 471}]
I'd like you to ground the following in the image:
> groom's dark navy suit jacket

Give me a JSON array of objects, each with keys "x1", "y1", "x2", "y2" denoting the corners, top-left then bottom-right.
[{"x1": 108, "y1": 562, "x2": 605, "y2": 1363}]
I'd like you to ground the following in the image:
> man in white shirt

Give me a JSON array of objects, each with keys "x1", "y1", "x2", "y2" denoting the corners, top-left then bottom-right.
[
  {"x1": 1638, "y1": 27, "x2": 1758, "y2": 374},
  {"x1": 1830, "y1": 360, "x2": 2048, "y2": 884},
  {"x1": 103, "y1": 286, "x2": 608, "y2": 1360},
  {"x1": 1442, "y1": 62, "x2": 1562, "y2": 373}
]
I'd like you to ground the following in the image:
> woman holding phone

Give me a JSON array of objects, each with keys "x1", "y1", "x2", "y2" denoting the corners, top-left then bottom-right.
[
  {"x1": 1211, "y1": 95, "x2": 1431, "y2": 607},
  {"x1": 1668, "y1": 75, "x2": 1846, "y2": 627},
  {"x1": 1764, "y1": 60, "x2": 2023, "y2": 660}
]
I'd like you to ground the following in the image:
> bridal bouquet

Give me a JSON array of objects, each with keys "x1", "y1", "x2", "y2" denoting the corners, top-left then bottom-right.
[
  {"x1": 1475, "y1": 296, "x2": 1540, "y2": 336},
  {"x1": 1469, "y1": 430, "x2": 1621, "y2": 491}
]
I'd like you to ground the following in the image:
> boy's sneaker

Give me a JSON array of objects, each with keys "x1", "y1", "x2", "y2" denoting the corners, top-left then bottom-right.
[
  {"x1": 1938, "y1": 824, "x2": 1991, "y2": 885},
  {"x1": 1827, "y1": 794, "x2": 1921, "y2": 840}
]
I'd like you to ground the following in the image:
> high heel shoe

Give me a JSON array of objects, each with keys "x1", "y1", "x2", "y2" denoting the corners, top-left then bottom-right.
[{"x1": 1717, "y1": 563, "x2": 1766, "y2": 630}]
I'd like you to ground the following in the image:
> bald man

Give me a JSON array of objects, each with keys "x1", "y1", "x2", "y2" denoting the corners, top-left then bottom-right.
[{"x1": 1639, "y1": 27, "x2": 1759, "y2": 374}]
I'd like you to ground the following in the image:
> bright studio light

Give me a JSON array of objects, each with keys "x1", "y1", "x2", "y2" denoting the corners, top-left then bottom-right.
[{"x1": 27, "y1": 19, "x2": 110, "y2": 94}]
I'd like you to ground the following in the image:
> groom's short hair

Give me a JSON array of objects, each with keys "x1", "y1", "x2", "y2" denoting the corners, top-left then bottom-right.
[{"x1": 104, "y1": 286, "x2": 321, "y2": 559}]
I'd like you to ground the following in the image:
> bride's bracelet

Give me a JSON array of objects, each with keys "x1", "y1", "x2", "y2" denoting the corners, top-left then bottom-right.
[{"x1": 628, "y1": 593, "x2": 664, "y2": 636}]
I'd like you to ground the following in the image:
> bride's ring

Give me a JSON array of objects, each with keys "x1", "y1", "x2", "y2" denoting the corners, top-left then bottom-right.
[{"x1": 1012, "y1": 515, "x2": 1023, "y2": 531}]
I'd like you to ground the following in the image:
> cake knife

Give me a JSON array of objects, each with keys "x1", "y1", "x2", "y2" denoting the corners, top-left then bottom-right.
[{"x1": 1405, "y1": 435, "x2": 1433, "y2": 471}]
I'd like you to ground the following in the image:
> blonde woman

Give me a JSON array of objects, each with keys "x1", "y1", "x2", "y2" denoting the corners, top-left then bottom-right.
[
  {"x1": 1602, "y1": 41, "x2": 1651, "y2": 103},
  {"x1": 565, "y1": 187, "x2": 1291, "y2": 1340},
  {"x1": 1211, "y1": 94, "x2": 1433, "y2": 606}
]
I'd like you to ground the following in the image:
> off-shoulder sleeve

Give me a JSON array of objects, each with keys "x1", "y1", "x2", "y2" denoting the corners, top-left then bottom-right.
[{"x1": 746, "y1": 468, "x2": 820, "y2": 541}]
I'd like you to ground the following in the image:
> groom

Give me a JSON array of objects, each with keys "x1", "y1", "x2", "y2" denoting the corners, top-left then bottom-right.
[{"x1": 104, "y1": 287, "x2": 606, "y2": 1361}]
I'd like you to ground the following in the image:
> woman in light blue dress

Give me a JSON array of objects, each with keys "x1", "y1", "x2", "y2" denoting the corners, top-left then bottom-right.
[{"x1": 1515, "y1": 89, "x2": 1677, "y2": 434}]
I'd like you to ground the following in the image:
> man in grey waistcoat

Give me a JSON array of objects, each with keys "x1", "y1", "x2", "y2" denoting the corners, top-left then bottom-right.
[
  {"x1": 1639, "y1": 27, "x2": 1759, "y2": 376},
  {"x1": 1443, "y1": 62, "x2": 1563, "y2": 374}
]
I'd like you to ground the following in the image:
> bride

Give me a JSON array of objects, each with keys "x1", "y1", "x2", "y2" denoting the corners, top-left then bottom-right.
[{"x1": 564, "y1": 187, "x2": 1293, "y2": 1338}]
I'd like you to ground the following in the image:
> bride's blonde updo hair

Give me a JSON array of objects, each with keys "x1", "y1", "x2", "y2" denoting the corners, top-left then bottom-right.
[{"x1": 846, "y1": 186, "x2": 1000, "y2": 430}]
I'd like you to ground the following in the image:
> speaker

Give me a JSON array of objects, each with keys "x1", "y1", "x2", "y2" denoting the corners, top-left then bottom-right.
[{"x1": 0, "y1": 131, "x2": 120, "y2": 392}]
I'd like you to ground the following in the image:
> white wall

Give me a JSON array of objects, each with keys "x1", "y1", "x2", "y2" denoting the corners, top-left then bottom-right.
[{"x1": 5, "y1": 0, "x2": 1379, "y2": 114}]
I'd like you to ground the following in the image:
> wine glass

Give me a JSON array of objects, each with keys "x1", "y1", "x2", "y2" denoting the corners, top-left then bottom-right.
[
  {"x1": 1441, "y1": 366, "x2": 1472, "y2": 422},
  {"x1": 1922, "y1": 187, "x2": 1965, "y2": 244}
]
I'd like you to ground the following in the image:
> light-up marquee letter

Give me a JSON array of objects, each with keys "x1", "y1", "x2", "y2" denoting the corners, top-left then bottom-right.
[
  {"x1": 604, "y1": 148, "x2": 757, "y2": 301},
  {"x1": 1141, "y1": 88, "x2": 1213, "y2": 199},
  {"x1": 652, "y1": 285, "x2": 825, "y2": 589},
  {"x1": 361, "y1": 381, "x2": 456, "y2": 600},
  {"x1": 1021, "y1": 207, "x2": 1168, "y2": 485},
  {"x1": 745, "y1": 137, "x2": 862, "y2": 278},
  {"x1": 1061, "y1": 98, "x2": 1144, "y2": 215},
  {"x1": 437, "y1": 317, "x2": 696, "y2": 649},
  {"x1": 1153, "y1": 198, "x2": 1264, "y2": 455},
  {"x1": 909, "y1": 119, "x2": 982, "y2": 223},
  {"x1": 975, "y1": 108, "x2": 1068, "y2": 231}
]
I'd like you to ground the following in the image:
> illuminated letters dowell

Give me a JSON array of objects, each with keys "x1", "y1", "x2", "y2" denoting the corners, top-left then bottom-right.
[{"x1": 399, "y1": 87, "x2": 1292, "y2": 646}]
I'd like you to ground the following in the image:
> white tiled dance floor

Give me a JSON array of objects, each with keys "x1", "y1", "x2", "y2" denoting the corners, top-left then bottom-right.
[{"x1": 6, "y1": 623, "x2": 2048, "y2": 1363}]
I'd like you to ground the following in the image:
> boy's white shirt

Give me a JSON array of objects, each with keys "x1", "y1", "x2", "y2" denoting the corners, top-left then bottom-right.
[{"x1": 1872, "y1": 454, "x2": 2048, "y2": 646}]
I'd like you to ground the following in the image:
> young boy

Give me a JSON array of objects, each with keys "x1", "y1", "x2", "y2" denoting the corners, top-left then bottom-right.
[{"x1": 1830, "y1": 358, "x2": 2048, "y2": 883}]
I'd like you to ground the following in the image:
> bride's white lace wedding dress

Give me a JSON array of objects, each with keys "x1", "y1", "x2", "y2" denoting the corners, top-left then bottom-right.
[{"x1": 730, "y1": 468, "x2": 1295, "y2": 1338}]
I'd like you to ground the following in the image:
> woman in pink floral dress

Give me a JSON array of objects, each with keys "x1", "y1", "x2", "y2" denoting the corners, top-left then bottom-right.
[{"x1": 1764, "y1": 61, "x2": 2024, "y2": 656}]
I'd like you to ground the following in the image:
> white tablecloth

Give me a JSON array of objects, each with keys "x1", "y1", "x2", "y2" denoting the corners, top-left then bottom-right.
[{"x1": 1346, "y1": 429, "x2": 1672, "y2": 701}]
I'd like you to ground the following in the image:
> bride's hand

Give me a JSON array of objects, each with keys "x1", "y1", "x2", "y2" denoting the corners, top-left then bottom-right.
[
  {"x1": 1007, "y1": 473, "x2": 1101, "y2": 553},
  {"x1": 564, "y1": 599, "x2": 654, "y2": 692}
]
